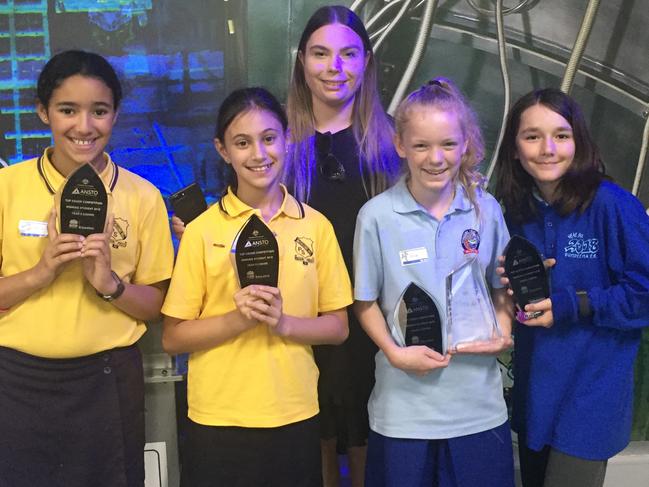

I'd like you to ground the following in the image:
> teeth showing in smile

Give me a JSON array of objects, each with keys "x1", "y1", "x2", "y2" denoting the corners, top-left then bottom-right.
[
  {"x1": 423, "y1": 168, "x2": 446, "y2": 176},
  {"x1": 72, "y1": 138, "x2": 94, "y2": 145},
  {"x1": 248, "y1": 162, "x2": 273, "y2": 172}
]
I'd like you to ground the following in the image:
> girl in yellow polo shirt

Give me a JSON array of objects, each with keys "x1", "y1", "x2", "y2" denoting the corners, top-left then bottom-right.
[
  {"x1": 0, "y1": 50, "x2": 173, "y2": 486},
  {"x1": 161, "y1": 87, "x2": 352, "y2": 487}
]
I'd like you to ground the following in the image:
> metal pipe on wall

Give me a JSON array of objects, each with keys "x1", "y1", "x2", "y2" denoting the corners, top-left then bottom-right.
[
  {"x1": 560, "y1": 0, "x2": 601, "y2": 94},
  {"x1": 485, "y1": 0, "x2": 511, "y2": 183},
  {"x1": 387, "y1": 0, "x2": 439, "y2": 115},
  {"x1": 632, "y1": 110, "x2": 649, "y2": 196}
]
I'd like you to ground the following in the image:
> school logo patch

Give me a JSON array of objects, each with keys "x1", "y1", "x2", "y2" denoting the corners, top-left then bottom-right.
[
  {"x1": 111, "y1": 218, "x2": 129, "y2": 249},
  {"x1": 294, "y1": 237, "x2": 314, "y2": 266},
  {"x1": 461, "y1": 229, "x2": 480, "y2": 254},
  {"x1": 564, "y1": 232, "x2": 598, "y2": 259}
]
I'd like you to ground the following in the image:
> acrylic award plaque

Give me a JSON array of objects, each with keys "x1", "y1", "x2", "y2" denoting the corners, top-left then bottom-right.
[
  {"x1": 503, "y1": 236, "x2": 550, "y2": 317},
  {"x1": 445, "y1": 257, "x2": 501, "y2": 352},
  {"x1": 56, "y1": 163, "x2": 110, "y2": 236},
  {"x1": 231, "y1": 214, "x2": 279, "y2": 288},
  {"x1": 393, "y1": 283, "x2": 444, "y2": 354}
]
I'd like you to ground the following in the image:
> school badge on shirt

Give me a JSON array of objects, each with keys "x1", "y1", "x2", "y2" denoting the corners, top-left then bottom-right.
[
  {"x1": 294, "y1": 237, "x2": 314, "y2": 265},
  {"x1": 461, "y1": 228, "x2": 480, "y2": 254},
  {"x1": 111, "y1": 217, "x2": 129, "y2": 248},
  {"x1": 564, "y1": 232, "x2": 598, "y2": 259}
]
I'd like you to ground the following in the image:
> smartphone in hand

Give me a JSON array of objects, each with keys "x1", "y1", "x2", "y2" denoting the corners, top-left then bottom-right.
[{"x1": 170, "y1": 182, "x2": 207, "y2": 224}]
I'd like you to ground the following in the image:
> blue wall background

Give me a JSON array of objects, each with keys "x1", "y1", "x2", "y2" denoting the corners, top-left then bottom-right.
[{"x1": 1, "y1": 0, "x2": 230, "y2": 204}]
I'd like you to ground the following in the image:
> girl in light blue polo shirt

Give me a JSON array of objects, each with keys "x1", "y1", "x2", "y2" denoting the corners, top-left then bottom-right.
[{"x1": 353, "y1": 78, "x2": 515, "y2": 487}]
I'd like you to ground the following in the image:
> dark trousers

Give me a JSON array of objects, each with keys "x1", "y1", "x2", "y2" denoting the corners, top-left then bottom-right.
[
  {"x1": 0, "y1": 345, "x2": 145, "y2": 487},
  {"x1": 518, "y1": 438, "x2": 608, "y2": 487},
  {"x1": 181, "y1": 415, "x2": 322, "y2": 487}
]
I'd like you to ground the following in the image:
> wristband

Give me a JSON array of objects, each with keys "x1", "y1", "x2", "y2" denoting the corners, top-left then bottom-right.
[
  {"x1": 96, "y1": 271, "x2": 125, "y2": 302},
  {"x1": 576, "y1": 290, "x2": 592, "y2": 319}
]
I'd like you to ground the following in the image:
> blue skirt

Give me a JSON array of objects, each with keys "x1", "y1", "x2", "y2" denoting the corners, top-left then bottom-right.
[{"x1": 0, "y1": 344, "x2": 144, "y2": 487}]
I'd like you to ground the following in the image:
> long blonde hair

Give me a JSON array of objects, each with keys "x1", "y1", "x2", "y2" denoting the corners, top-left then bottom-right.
[
  {"x1": 394, "y1": 77, "x2": 486, "y2": 212},
  {"x1": 286, "y1": 5, "x2": 400, "y2": 202}
]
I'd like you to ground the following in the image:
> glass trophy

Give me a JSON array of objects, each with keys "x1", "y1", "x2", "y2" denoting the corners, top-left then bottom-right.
[
  {"x1": 56, "y1": 163, "x2": 110, "y2": 236},
  {"x1": 503, "y1": 236, "x2": 550, "y2": 320},
  {"x1": 393, "y1": 283, "x2": 444, "y2": 354},
  {"x1": 231, "y1": 214, "x2": 279, "y2": 288},
  {"x1": 445, "y1": 257, "x2": 501, "y2": 352}
]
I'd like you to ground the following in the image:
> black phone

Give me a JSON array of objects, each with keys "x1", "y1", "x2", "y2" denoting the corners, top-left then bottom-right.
[{"x1": 170, "y1": 182, "x2": 207, "y2": 224}]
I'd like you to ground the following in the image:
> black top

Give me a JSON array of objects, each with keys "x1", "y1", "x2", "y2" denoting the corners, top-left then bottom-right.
[
  {"x1": 308, "y1": 126, "x2": 368, "y2": 277},
  {"x1": 308, "y1": 127, "x2": 377, "y2": 425}
]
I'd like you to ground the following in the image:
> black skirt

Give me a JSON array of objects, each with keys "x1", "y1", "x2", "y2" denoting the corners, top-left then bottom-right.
[{"x1": 0, "y1": 344, "x2": 145, "y2": 487}]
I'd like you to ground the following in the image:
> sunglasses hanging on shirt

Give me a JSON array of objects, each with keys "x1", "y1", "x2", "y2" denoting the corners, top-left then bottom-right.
[{"x1": 316, "y1": 132, "x2": 346, "y2": 182}]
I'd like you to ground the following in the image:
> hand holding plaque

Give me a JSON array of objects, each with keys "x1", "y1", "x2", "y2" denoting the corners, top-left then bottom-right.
[
  {"x1": 445, "y1": 256, "x2": 501, "y2": 352},
  {"x1": 231, "y1": 214, "x2": 279, "y2": 288},
  {"x1": 393, "y1": 283, "x2": 444, "y2": 354},
  {"x1": 503, "y1": 236, "x2": 550, "y2": 321},
  {"x1": 56, "y1": 163, "x2": 110, "y2": 236}
]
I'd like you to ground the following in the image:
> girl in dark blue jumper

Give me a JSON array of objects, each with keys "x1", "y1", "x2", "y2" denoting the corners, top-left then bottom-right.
[{"x1": 495, "y1": 88, "x2": 649, "y2": 487}]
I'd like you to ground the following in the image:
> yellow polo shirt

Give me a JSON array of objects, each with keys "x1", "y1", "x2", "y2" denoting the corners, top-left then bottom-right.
[
  {"x1": 0, "y1": 149, "x2": 174, "y2": 358},
  {"x1": 162, "y1": 186, "x2": 353, "y2": 428}
]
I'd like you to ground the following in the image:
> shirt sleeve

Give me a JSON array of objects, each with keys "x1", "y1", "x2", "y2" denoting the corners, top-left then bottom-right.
[
  {"x1": 484, "y1": 197, "x2": 510, "y2": 289},
  {"x1": 353, "y1": 204, "x2": 383, "y2": 302},
  {"x1": 553, "y1": 188, "x2": 649, "y2": 330},
  {"x1": 161, "y1": 223, "x2": 207, "y2": 320},
  {"x1": 316, "y1": 216, "x2": 353, "y2": 313},
  {"x1": 131, "y1": 189, "x2": 174, "y2": 285}
]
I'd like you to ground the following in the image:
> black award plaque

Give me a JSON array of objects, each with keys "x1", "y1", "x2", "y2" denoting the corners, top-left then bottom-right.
[
  {"x1": 57, "y1": 163, "x2": 109, "y2": 236},
  {"x1": 394, "y1": 283, "x2": 444, "y2": 354},
  {"x1": 503, "y1": 236, "x2": 550, "y2": 318},
  {"x1": 232, "y1": 214, "x2": 279, "y2": 288}
]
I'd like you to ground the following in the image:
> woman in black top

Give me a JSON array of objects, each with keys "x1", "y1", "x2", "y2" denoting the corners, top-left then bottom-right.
[{"x1": 286, "y1": 6, "x2": 401, "y2": 486}]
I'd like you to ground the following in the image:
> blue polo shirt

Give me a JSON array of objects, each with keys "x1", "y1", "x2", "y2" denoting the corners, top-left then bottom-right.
[
  {"x1": 353, "y1": 177, "x2": 510, "y2": 439},
  {"x1": 510, "y1": 181, "x2": 649, "y2": 460}
]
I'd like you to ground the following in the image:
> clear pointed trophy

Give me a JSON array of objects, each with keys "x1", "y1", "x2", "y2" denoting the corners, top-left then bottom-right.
[
  {"x1": 503, "y1": 236, "x2": 550, "y2": 321},
  {"x1": 56, "y1": 163, "x2": 111, "y2": 236},
  {"x1": 445, "y1": 256, "x2": 501, "y2": 352},
  {"x1": 393, "y1": 283, "x2": 445, "y2": 354},
  {"x1": 231, "y1": 214, "x2": 279, "y2": 288}
]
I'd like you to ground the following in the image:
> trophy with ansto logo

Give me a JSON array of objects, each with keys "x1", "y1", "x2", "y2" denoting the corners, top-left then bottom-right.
[
  {"x1": 393, "y1": 283, "x2": 445, "y2": 354},
  {"x1": 231, "y1": 214, "x2": 279, "y2": 288},
  {"x1": 56, "y1": 163, "x2": 111, "y2": 236},
  {"x1": 503, "y1": 236, "x2": 550, "y2": 320}
]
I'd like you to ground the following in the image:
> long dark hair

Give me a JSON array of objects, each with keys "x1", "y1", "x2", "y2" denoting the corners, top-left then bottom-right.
[
  {"x1": 215, "y1": 87, "x2": 288, "y2": 191},
  {"x1": 494, "y1": 88, "x2": 606, "y2": 224}
]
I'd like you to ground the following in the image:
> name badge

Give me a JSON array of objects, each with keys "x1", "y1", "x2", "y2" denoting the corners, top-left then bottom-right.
[
  {"x1": 399, "y1": 246, "x2": 428, "y2": 266},
  {"x1": 19, "y1": 220, "x2": 48, "y2": 237}
]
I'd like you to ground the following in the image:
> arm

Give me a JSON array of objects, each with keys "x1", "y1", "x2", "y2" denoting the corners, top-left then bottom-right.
[
  {"x1": 170, "y1": 215, "x2": 185, "y2": 241},
  {"x1": 81, "y1": 215, "x2": 168, "y2": 321},
  {"x1": 162, "y1": 300, "x2": 258, "y2": 355},
  {"x1": 354, "y1": 300, "x2": 449, "y2": 374},
  {"x1": 100, "y1": 278, "x2": 168, "y2": 322},
  {"x1": 0, "y1": 208, "x2": 83, "y2": 309},
  {"x1": 528, "y1": 191, "x2": 649, "y2": 331}
]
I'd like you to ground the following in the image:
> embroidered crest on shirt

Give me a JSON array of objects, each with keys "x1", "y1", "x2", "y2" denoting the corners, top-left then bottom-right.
[
  {"x1": 564, "y1": 232, "x2": 598, "y2": 259},
  {"x1": 111, "y1": 218, "x2": 129, "y2": 248},
  {"x1": 294, "y1": 237, "x2": 314, "y2": 265},
  {"x1": 461, "y1": 229, "x2": 480, "y2": 254}
]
